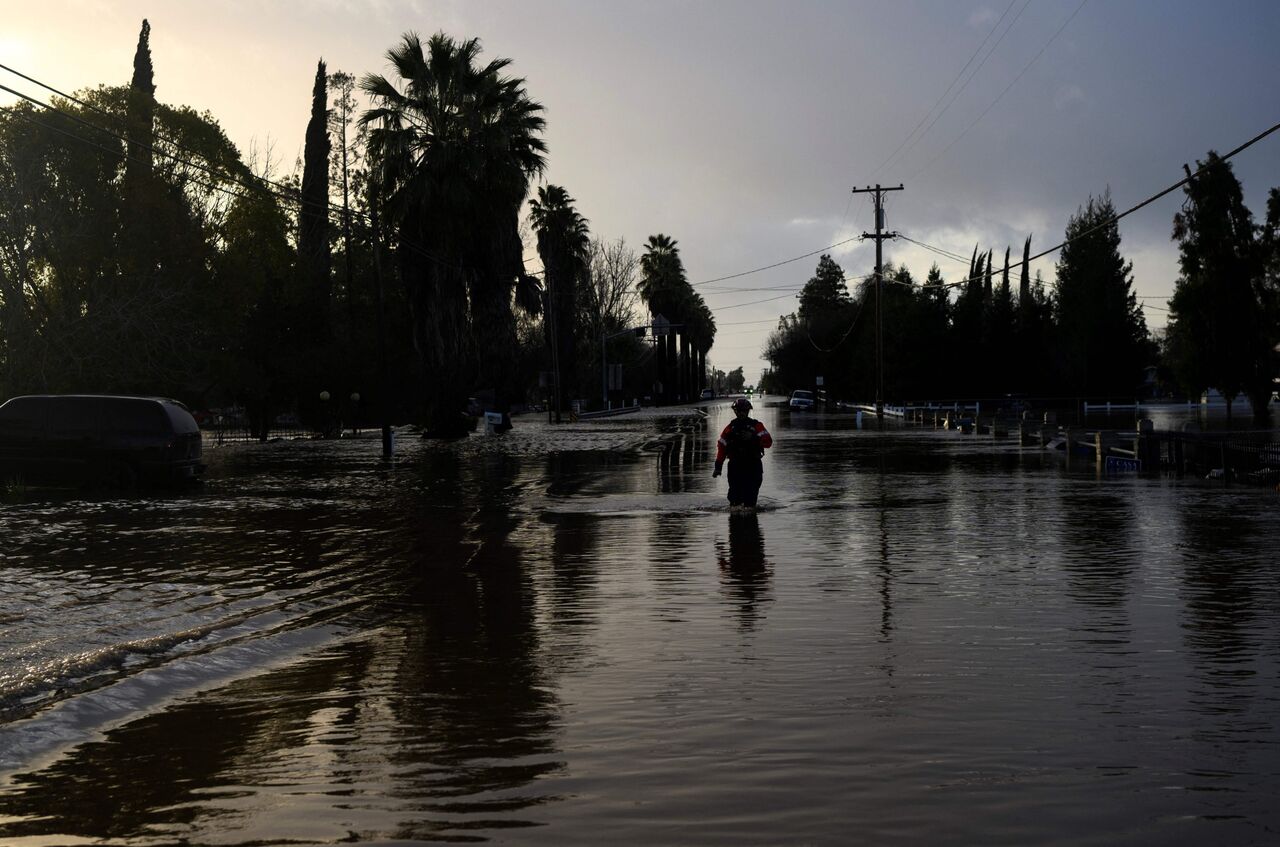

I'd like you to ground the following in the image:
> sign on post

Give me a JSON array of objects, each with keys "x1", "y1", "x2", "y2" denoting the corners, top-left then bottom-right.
[{"x1": 1104, "y1": 455, "x2": 1141, "y2": 473}]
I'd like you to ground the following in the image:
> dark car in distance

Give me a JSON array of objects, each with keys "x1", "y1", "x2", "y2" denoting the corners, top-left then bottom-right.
[{"x1": 0, "y1": 394, "x2": 205, "y2": 488}]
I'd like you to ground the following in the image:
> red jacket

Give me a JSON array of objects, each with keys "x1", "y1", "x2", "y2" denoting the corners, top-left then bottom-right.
[{"x1": 715, "y1": 417, "x2": 772, "y2": 464}]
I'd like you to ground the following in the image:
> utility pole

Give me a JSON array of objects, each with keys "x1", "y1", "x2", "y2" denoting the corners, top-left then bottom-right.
[
  {"x1": 852, "y1": 183, "x2": 903, "y2": 423},
  {"x1": 369, "y1": 191, "x2": 393, "y2": 459}
]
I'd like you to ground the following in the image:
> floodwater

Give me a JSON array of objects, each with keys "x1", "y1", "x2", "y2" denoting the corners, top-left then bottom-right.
[{"x1": 1, "y1": 404, "x2": 1278, "y2": 845}]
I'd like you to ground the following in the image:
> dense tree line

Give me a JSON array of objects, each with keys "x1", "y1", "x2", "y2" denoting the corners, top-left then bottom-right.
[
  {"x1": 764, "y1": 194, "x2": 1152, "y2": 408},
  {"x1": 764, "y1": 171, "x2": 1277, "y2": 420},
  {"x1": 0, "y1": 22, "x2": 710, "y2": 436},
  {"x1": 636, "y1": 235, "x2": 715, "y2": 405}
]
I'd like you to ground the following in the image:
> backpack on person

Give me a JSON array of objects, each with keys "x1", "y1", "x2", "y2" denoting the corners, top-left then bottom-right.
[{"x1": 725, "y1": 416, "x2": 762, "y2": 461}]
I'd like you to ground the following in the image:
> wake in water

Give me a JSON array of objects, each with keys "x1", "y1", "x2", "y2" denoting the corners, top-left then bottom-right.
[{"x1": 543, "y1": 492, "x2": 784, "y2": 516}]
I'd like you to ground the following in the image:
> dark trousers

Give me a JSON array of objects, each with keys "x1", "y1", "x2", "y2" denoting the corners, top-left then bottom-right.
[{"x1": 726, "y1": 459, "x2": 763, "y2": 507}]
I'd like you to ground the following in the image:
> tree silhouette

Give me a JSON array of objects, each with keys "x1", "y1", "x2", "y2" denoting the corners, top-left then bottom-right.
[
  {"x1": 529, "y1": 185, "x2": 590, "y2": 418},
  {"x1": 299, "y1": 60, "x2": 331, "y2": 337},
  {"x1": 1053, "y1": 191, "x2": 1150, "y2": 399},
  {"x1": 361, "y1": 33, "x2": 545, "y2": 435},
  {"x1": 1167, "y1": 152, "x2": 1273, "y2": 421}
]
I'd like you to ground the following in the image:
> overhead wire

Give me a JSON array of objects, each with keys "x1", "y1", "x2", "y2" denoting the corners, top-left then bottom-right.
[
  {"x1": 0, "y1": 64, "x2": 866, "y2": 324},
  {"x1": 896, "y1": 233, "x2": 972, "y2": 265},
  {"x1": 689, "y1": 235, "x2": 862, "y2": 287},
  {"x1": 878, "y1": 0, "x2": 1029, "y2": 178},
  {"x1": 641, "y1": 0, "x2": 1075, "y2": 290},
  {"x1": 884, "y1": 117, "x2": 1280, "y2": 292},
  {"x1": 6, "y1": 60, "x2": 1269, "y2": 349},
  {"x1": 712, "y1": 291, "x2": 800, "y2": 311},
  {"x1": 806, "y1": 294, "x2": 869, "y2": 354},
  {"x1": 1, "y1": 91, "x2": 458, "y2": 275},
  {"x1": 3, "y1": 61, "x2": 848, "y2": 364},
  {"x1": 0, "y1": 68, "x2": 467, "y2": 273},
  {"x1": 908, "y1": 0, "x2": 1089, "y2": 181},
  {"x1": 717, "y1": 317, "x2": 784, "y2": 327},
  {"x1": 721, "y1": 116, "x2": 1278, "y2": 363},
  {"x1": 700, "y1": 284, "x2": 806, "y2": 294}
]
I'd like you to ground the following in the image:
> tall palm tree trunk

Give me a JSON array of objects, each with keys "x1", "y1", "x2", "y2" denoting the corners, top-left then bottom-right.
[{"x1": 404, "y1": 247, "x2": 472, "y2": 437}]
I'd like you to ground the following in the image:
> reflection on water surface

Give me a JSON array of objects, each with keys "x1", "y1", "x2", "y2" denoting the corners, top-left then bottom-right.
[{"x1": 1, "y1": 407, "x2": 1278, "y2": 845}]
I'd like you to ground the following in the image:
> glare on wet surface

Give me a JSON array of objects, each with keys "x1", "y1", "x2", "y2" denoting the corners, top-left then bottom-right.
[{"x1": 1, "y1": 404, "x2": 1278, "y2": 845}]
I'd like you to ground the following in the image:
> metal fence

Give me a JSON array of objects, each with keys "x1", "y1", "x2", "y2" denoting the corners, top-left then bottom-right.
[
  {"x1": 202, "y1": 421, "x2": 317, "y2": 444},
  {"x1": 1163, "y1": 430, "x2": 1280, "y2": 484}
]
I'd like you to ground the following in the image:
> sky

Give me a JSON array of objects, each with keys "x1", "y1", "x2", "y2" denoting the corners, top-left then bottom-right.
[{"x1": 4, "y1": 0, "x2": 1279, "y2": 385}]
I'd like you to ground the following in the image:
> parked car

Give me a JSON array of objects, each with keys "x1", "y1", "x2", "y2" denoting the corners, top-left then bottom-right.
[
  {"x1": 789, "y1": 389, "x2": 816, "y2": 411},
  {"x1": 0, "y1": 394, "x2": 205, "y2": 488},
  {"x1": 699, "y1": 388, "x2": 714, "y2": 400}
]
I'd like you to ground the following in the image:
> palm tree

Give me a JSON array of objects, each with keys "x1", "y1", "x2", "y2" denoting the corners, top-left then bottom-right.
[
  {"x1": 687, "y1": 296, "x2": 717, "y2": 393},
  {"x1": 529, "y1": 185, "x2": 591, "y2": 420},
  {"x1": 639, "y1": 234, "x2": 695, "y2": 402},
  {"x1": 361, "y1": 32, "x2": 545, "y2": 436}
]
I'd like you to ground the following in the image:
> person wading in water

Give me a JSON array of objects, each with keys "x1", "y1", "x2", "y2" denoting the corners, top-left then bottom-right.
[{"x1": 712, "y1": 398, "x2": 773, "y2": 508}]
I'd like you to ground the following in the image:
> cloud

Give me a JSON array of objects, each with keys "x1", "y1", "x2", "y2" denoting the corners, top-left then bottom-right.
[
  {"x1": 1054, "y1": 84, "x2": 1088, "y2": 111},
  {"x1": 968, "y1": 6, "x2": 998, "y2": 28}
]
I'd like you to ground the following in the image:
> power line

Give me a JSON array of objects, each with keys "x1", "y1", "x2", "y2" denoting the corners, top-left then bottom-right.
[
  {"x1": 2, "y1": 93, "x2": 472, "y2": 277},
  {"x1": 689, "y1": 236, "x2": 862, "y2": 287},
  {"x1": 4, "y1": 61, "x2": 872, "y2": 324},
  {"x1": 873, "y1": 0, "x2": 1021, "y2": 178},
  {"x1": 909, "y1": 0, "x2": 1089, "y2": 181},
  {"x1": 706, "y1": 268, "x2": 878, "y2": 312},
  {"x1": 0, "y1": 62, "x2": 870, "y2": 312},
  {"x1": 896, "y1": 233, "x2": 972, "y2": 265},
  {"x1": 712, "y1": 291, "x2": 800, "y2": 311},
  {"x1": 0, "y1": 60, "x2": 285, "y2": 192},
  {"x1": 885, "y1": 117, "x2": 1280, "y2": 292},
  {"x1": 0, "y1": 77, "x2": 324, "y2": 217},
  {"x1": 0, "y1": 69, "x2": 465, "y2": 273},
  {"x1": 717, "y1": 328, "x2": 778, "y2": 337},
  {"x1": 700, "y1": 284, "x2": 806, "y2": 294},
  {"x1": 806, "y1": 295, "x2": 869, "y2": 354}
]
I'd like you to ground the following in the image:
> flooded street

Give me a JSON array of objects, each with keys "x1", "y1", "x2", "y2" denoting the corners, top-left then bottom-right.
[{"x1": 1, "y1": 402, "x2": 1278, "y2": 845}]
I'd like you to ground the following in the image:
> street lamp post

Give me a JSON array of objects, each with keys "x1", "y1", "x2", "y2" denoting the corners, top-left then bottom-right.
[{"x1": 319, "y1": 390, "x2": 330, "y2": 438}]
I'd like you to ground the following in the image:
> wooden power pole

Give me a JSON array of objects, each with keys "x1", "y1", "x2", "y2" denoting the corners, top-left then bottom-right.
[{"x1": 851, "y1": 183, "x2": 903, "y2": 422}]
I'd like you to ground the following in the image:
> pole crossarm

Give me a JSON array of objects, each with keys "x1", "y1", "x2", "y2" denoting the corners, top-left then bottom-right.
[{"x1": 850, "y1": 184, "x2": 905, "y2": 423}]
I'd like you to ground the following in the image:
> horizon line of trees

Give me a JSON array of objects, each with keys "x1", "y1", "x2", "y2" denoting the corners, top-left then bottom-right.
[
  {"x1": 762, "y1": 168, "x2": 1278, "y2": 422},
  {"x1": 3, "y1": 21, "x2": 1272, "y2": 433}
]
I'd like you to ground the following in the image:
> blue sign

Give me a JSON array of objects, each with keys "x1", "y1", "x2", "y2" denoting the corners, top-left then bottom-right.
[{"x1": 1104, "y1": 456, "x2": 1141, "y2": 473}]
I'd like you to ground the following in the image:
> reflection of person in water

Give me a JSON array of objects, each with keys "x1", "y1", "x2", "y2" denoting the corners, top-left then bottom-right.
[
  {"x1": 717, "y1": 511, "x2": 772, "y2": 630},
  {"x1": 712, "y1": 398, "x2": 772, "y2": 509}
]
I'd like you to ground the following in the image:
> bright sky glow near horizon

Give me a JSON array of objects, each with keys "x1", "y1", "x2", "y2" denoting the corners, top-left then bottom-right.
[{"x1": 4, "y1": 0, "x2": 1279, "y2": 385}]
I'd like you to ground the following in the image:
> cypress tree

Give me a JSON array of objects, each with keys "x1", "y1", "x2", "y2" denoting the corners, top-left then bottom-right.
[
  {"x1": 299, "y1": 60, "x2": 332, "y2": 325},
  {"x1": 124, "y1": 19, "x2": 155, "y2": 194},
  {"x1": 1018, "y1": 235, "x2": 1031, "y2": 308}
]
